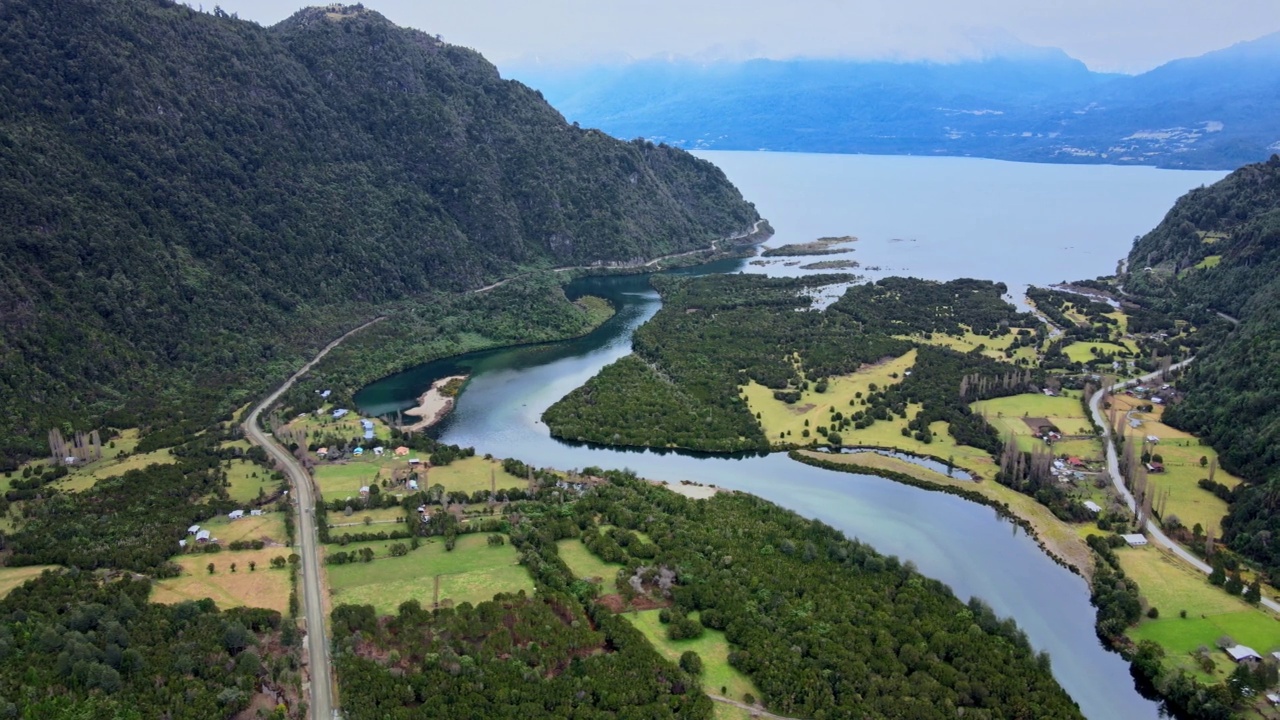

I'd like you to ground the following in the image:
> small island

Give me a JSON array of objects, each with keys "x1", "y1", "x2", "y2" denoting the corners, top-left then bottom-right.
[
  {"x1": 760, "y1": 235, "x2": 857, "y2": 257},
  {"x1": 800, "y1": 259, "x2": 861, "y2": 270}
]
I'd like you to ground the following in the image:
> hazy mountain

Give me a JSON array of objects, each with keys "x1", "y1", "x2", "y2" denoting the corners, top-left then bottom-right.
[
  {"x1": 0, "y1": 0, "x2": 759, "y2": 462},
  {"x1": 511, "y1": 33, "x2": 1280, "y2": 169}
]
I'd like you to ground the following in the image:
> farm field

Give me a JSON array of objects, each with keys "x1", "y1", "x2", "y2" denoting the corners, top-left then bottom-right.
[
  {"x1": 284, "y1": 406, "x2": 394, "y2": 443},
  {"x1": 626, "y1": 609, "x2": 761, "y2": 706},
  {"x1": 225, "y1": 458, "x2": 278, "y2": 504},
  {"x1": 1108, "y1": 395, "x2": 1242, "y2": 531},
  {"x1": 1063, "y1": 341, "x2": 1135, "y2": 364},
  {"x1": 56, "y1": 448, "x2": 177, "y2": 492},
  {"x1": 0, "y1": 565, "x2": 59, "y2": 599},
  {"x1": 151, "y1": 548, "x2": 292, "y2": 614},
  {"x1": 557, "y1": 538, "x2": 623, "y2": 594},
  {"x1": 314, "y1": 458, "x2": 395, "y2": 497},
  {"x1": 428, "y1": 456, "x2": 523, "y2": 495},
  {"x1": 1119, "y1": 545, "x2": 1280, "y2": 682},
  {"x1": 198, "y1": 512, "x2": 288, "y2": 546},
  {"x1": 326, "y1": 533, "x2": 531, "y2": 615},
  {"x1": 973, "y1": 393, "x2": 1101, "y2": 460}
]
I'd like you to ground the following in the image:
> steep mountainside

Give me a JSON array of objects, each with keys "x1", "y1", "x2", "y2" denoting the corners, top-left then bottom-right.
[
  {"x1": 0, "y1": 0, "x2": 758, "y2": 463},
  {"x1": 1123, "y1": 155, "x2": 1280, "y2": 570},
  {"x1": 511, "y1": 33, "x2": 1280, "y2": 169}
]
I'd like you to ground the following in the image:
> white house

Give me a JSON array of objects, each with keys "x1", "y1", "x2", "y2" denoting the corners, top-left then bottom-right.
[
  {"x1": 188, "y1": 524, "x2": 201, "y2": 534},
  {"x1": 250, "y1": 509, "x2": 264, "y2": 517},
  {"x1": 178, "y1": 539, "x2": 187, "y2": 548},
  {"x1": 1146, "y1": 435, "x2": 1160, "y2": 445},
  {"x1": 1083, "y1": 500, "x2": 1102, "y2": 514},
  {"x1": 1226, "y1": 645, "x2": 1262, "y2": 663},
  {"x1": 228, "y1": 509, "x2": 245, "y2": 520},
  {"x1": 408, "y1": 479, "x2": 419, "y2": 491},
  {"x1": 196, "y1": 529, "x2": 212, "y2": 543},
  {"x1": 1121, "y1": 533, "x2": 1148, "y2": 547},
  {"x1": 373, "y1": 446, "x2": 385, "y2": 456},
  {"x1": 332, "y1": 408, "x2": 349, "y2": 418},
  {"x1": 359, "y1": 486, "x2": 370, "y2": 497}
]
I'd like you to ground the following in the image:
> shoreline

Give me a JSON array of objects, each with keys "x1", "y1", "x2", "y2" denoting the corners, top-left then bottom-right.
[{"x1": 399, "y1": 375, "x2": 468, "y2": 432}]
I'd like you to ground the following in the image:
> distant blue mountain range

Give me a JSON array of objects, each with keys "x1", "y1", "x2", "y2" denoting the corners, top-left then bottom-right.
[{"x1": 509, "y1": 33, "x2": 1280, "y2": 170}]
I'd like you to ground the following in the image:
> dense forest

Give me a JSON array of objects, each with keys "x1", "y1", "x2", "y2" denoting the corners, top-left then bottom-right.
[
  {"x1": 1121, "y1": 156, "x2": 1280, "y2": 573},
  {"x1": 0, "y1": 570, "x2": 298, "y2": 719},
  {"x1": 544, "y1": 274, "x2": 1037, "y2": 452},
  {"x1": 332, "y1": 470, "x2": 1082, "y2": 719},
  {"x1": 0, "y1": 0, "x2": 759, "y2": 464}
]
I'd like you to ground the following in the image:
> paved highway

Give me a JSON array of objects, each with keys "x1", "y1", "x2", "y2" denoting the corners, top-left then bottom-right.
[
  {"x1": 1087, "y1": 361, "x2": 1280, "y2": 614},
  {"x1": 242, "y1": 317, "x2": 385, "y2": 720}
]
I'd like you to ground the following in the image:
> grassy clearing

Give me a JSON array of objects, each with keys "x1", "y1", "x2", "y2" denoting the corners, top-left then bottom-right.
[
  {"x1": 1108, "y1": 395, "x2": 1196, "y2": 440},
  {"x1": 973, "y1": 393, "x2": 1102, "y2": 462},
  {"x1": 314, "y1": 459, "x2": 393, "y2": 497},
  {"x1": 742, "y1": 350, "x2": 995, "y2": 478},
  {"x1": 151, "y1": 548, "x2": 292, "y2": 613},
  {"x1": 626, "y1": 609, "x2": 761, "y2": 703},
  {"x1": 198, "y1": 512, "x2": 288, "y2": 545},
  {"x1": 326, "y1": 533, "x2": 532, "y2": 615},
  {"x1": 1195, "y1": 255, "x2": 1222, "y2": 270},
  {"x1": 894, "y1": 328, "x2": 1035, "y2": 364},
  {"x1": 744, "y1": 350, "x2": 917, "y2": 443},
  {"x1": 427, "y1": 456, "x2": 522, "y2": 495},
  {"x1": 54, "y1": 448, "x2": 178, "y2": 493},
  {"x1": 0, "y1": 565, "x2": 60, "y2": 599},
  {"x1": 557, "y1": 538, "x2": 623, "y2": 593},
  {"x1": 1064, "y1": 341, "x2": 1133, "y2": 364},
  {"x1": 628, "y1": 609, "x2": 757, "y2": 700},
  {"x1": 226, "y1": 458, "x2": 277, "y2": 504}
]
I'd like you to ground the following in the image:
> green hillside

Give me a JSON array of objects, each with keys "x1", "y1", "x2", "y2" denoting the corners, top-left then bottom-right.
[
  {"x1": 1123, "y1": 154, "x2": 1280, "y2": 572},
  {"x1": 0, "y1": 0, "x2": 758, "y2": 464}
]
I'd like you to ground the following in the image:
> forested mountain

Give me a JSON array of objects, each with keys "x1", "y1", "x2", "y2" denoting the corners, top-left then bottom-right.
[
  {"x1": 1122, "y1": 155, "x2": 1280, "y2": 571},
  {"x1": 511, "y1": 32, "x2": 1280, "y2": 170},
  {"x1": 0, "y1": 0, "x2": 758, "y2": 464}
]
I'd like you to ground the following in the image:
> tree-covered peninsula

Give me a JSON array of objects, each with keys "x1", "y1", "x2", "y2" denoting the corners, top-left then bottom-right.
[
  {"x1": 544, "y1": 274, "x2": 1039, "y2": 452},
  {"x1": 0, "y1": 0, "x2": 759, "y2": 465}
]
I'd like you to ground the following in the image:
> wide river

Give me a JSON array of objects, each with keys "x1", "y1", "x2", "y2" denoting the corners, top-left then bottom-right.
[{"x1": 358, "y1": 152, "x2": 1226, "y2": 719}]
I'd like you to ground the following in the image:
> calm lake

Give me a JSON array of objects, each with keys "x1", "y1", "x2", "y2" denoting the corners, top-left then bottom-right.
[{"x1": 357, "y1": 152, "x2": 1226, "y2": 719}]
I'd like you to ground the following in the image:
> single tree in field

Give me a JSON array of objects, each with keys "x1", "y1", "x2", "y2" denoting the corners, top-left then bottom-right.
[
  {"x1": 249, "y1": 561, "x2": 256, "y2": 572},
  {"x1": 207, "y1": 563, "x2": 215, "y2": 575}
]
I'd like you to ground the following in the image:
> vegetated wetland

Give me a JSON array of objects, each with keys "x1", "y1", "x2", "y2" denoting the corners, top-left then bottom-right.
[{"x1": 355, "y1": 152, "x2": 1227, "y2": 719}]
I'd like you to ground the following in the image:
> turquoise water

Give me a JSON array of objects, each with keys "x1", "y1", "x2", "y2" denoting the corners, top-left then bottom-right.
[{"x1": 357, "y1": 153, "x2": 1226, "y2": 718}]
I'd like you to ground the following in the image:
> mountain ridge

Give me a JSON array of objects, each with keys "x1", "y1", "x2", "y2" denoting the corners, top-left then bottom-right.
[
  {"x1": 509, "y1": 34, "x2": 1280, "y2": 169},
  {"x1": 0, "y1": 0, "x2": 759, "y2": 463}
]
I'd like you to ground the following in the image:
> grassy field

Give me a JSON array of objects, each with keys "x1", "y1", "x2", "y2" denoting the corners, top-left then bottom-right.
[
  {"x1": 151, "y1": 548, "x2": 292, "y2": 613},
  {"x1": 1120, "y1": 545, "x2": 1280, "y2": 681},
  {"x1": 53, "y1": 448, "x2": 177, "y2": 493},
  {"x1": 1064, "y1": 341, "x2": 1134, "y2": 364},
  {"x1": 557, "y1": 538, "x2": 623, "y2": 594},
  {"x1": 428, "y1": 456, "x2": 522, "y2": 495},
  {"x1": 894, "y1": 328, "x2": 1037, "y2": 364},
  {"x1": 314, "y1": 459, "x2": 391, "y2": 497},
  {"x1": 198, "y1": 512, "x2": 288, "y2": 545},
  {"x1": 226, "y1": 459, "x2": 277, "y2": 504},
  {"x1": 626, "y1": 609, "x2": 761, "y2": 704},
  {"x1": 0, "y1": 565, "x2": 60, "y2": 599},
  {"x1": 742, "y1": 350, "x2": 996, "y2": 478},
  {"x1": 326, "y1": 533, "x2": 532, "y2": 615},
  {"x1": 972, "y1": 393, "x2": 1102, "y2": 462}
]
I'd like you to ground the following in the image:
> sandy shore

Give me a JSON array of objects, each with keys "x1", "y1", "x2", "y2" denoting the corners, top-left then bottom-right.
[
  {"x1": 660, "y1": 480, "x2": 723, "y2": 500},
  {"x1": 400, "y1": 375, "x2": 468, "y2": 432}
]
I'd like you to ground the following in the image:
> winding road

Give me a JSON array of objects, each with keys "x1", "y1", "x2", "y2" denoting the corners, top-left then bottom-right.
[
  {"x1": 1087, "y1": 362, "x2": 1280, "y2": 614},
  {"x1": 242, "y1": 316, "x2": 386, "y2": 720}
]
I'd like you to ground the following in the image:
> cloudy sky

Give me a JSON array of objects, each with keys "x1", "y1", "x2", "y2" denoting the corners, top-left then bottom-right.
[{"x1": 205, "y1": 0, "x2": 1279, "y2": 73}]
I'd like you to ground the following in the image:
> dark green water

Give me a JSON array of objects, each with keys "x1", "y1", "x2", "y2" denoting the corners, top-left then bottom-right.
[{"x1": 356, "y1": 154, "x2": 1230, "y2": 719}]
